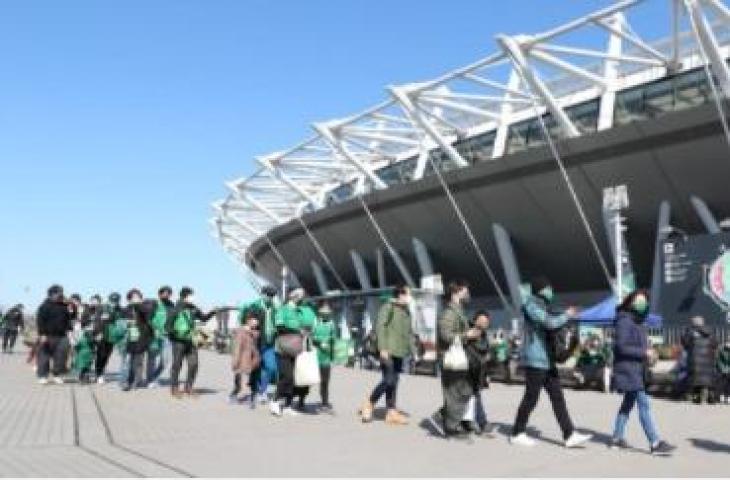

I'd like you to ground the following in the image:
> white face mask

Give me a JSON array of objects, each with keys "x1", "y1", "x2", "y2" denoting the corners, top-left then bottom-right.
[{"x1": 186, "y1": 296, "x2": 195, "y2": 304}]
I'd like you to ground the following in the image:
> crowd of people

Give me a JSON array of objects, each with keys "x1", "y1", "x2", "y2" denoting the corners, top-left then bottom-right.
[{"x1": 5, "y1": 275, "x2": 730, "y2": 456}]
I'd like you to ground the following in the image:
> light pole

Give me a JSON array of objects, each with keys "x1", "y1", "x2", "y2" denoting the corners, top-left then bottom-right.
[{"x1": 603, "y1": 185, "x2": 630, "y2": 301}]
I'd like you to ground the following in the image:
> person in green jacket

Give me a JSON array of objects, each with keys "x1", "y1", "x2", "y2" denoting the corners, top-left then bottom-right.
[
  {"x1": 270, "y1": 287, "x2": 313, "y2": 416},
  {"x1": 313, "y1": 301, "x2": 337, "y2": 411},
  {"x1": 428, "y1": 280, "x2": 481, "y2": 440},
  {"x1": 239, "y1": 285, "x2": 279, "y2": 404},
  {"x1": 360, "y1": 284, "x2": 413, "y2": 426},
  {"x1": 146, "y1": 286, "x2": 175, "y2": 388}
]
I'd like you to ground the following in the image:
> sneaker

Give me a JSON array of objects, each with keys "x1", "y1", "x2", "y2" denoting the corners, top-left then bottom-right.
[
  {"x1": 257, "y1": 394, "x2": 269, "y2": 405},
  {"x1": 38, "y1": 377, "x2": 49, "y2": 385},
  {"x1": 96, "y1": 376, "x2": 105, "y2": 385},
  {"x1": 650, "y1": 440, "x2": 676, "y2": 456},
  {"x1": 609, "y1": 438, "x2": 630, "y2": 450},
  {"x1": 565, "y1": 432, "x2": 592, "y2": 448},
  {"x1": 426, "y1": 411, "x2": 446, "y2": 437},
  {"x1": 319, "y1": 402, "x2": 334, "y2": 412},
  {"x1": 359, "y1": 400, "x2": 374, "y2": 423},
  {"x1": 282, "y1": 407, "x2": 300, "y2": 417},
  {"x1": 146, "y1": 381, "x2": 159, "y2": 389},
  {"x1": 51, "y1": 376, "x2": 64, "y2": 385},
  {"x1": 270, "y1": 401, "x2": 283, "y2": 417},
  {"x1": 510, "y1": 433, "x2": 537, "y2": 447},
  {"x1": 385, "y1": 409, "x2": 408, "y2": 426}
]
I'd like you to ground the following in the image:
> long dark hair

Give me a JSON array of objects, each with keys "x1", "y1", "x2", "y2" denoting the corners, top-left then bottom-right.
[{"x1": 617, "y1": 289, "x2": 649, "y2": 314}]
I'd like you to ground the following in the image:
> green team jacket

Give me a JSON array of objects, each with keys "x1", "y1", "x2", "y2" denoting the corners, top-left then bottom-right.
[
  {"x1": 274, "y1": 303, "x2": 316, "y2": 333},
  {"x1": 313, "y1": 319, "x2": 336, "y2": 366},
  {"x1": 375, "y1": 300, "x2": 412, "y2": 359}
]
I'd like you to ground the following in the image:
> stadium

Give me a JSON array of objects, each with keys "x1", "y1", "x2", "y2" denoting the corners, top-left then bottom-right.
[{"x1": 211, "y1": 0, "x2": 730, "y2": 339}]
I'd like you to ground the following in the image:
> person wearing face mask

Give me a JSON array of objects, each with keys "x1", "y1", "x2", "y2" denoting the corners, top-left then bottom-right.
[
  {"x1": 2, "y1": 304, "x2": 25, "y2": 354},
  {"x1": 36, "y1": 285, "x2": 73, "y2": 385},
  {"x1": 238, "y1": 285, "x2": 279, "y2": 404},
  {"x1": 166, "y1": 286, "x2": 217, "y2": 398},
  {"x1": 312, "y1": 301, "x2": 337, "y2": 412},
  {"x1": 359, "y1": 284, "x2": 413, "y2": 426},
  {"x1": 73, "y1": 295, "x2": 102, "y2": 383},
  {"x1": 122, "y1": 289, "x2": 154, "y2": 391},
  {"x1": 270, "y1": 288, "x2": 311, "y2": 417},
  {"x1": 95, "y1": 292, "x2": 124, "y2": 384},
  {"x1": 610, "y1": 289, "x2": 675, "y2": 455},
  {"x1": 147, "y1": 286, "x2": 175, "y2": 388},
  {"x1": 510, "y1": 277, "x2": 591, "y2": 448},
  {"x1": 427, "y1": 280, "x2": 481, "y2": 440}
]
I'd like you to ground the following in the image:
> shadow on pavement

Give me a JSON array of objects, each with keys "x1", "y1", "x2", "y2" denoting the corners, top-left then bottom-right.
[{"x1": 689, "y1": 438, "x2": 730, "y2": 453}]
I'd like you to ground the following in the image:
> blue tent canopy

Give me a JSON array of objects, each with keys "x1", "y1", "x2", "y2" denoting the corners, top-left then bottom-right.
[{"x1": 577, "y1": 296, "x2": 663, "y2": 328}]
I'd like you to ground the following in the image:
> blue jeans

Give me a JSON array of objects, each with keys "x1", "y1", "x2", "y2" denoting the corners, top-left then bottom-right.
[
  {"x1": 146, "y1": 337, "x2": 170, "y2": 384},
  {"x1": 612, "y1": 390, "x2": 659, "y2": 445},
  {"x1": 257, "y1": 346, "x2": 278, "y2": 395}
]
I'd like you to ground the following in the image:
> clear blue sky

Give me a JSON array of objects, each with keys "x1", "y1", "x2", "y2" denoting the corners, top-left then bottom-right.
[{"x1": 0, "y1": 1, "x2": 666, "y2": 310}]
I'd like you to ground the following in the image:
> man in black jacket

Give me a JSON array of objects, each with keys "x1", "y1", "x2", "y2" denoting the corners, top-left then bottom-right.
[
  {"x1": 36, "y1": 285, "x2": 72, "y2": 384},
  {"x1": 166, "y1": 287, "x2": 217, "y2": 398},
  {"x1": 2, "y1": 304, "x2": 25, "y2": 353},
  {"x1": 122, "y1": 289, "x2": 154, "y2": 391}
]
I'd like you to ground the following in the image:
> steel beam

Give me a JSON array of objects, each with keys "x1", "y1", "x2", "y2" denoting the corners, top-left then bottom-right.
[
  {"x1": 690, "y1": 195, "x2": 721, "y2": 233},
  {"x1": 311, "y1": 260, "x2": 329, "y2": 295},
  {"x1": 350, "y1": 250, "x2": 373, "y2": 290},
  {"x1": 314, "y1": 123, "x2": 388, "y2": 189},
  {"x1": 650, "y1": 201, "x2": 671, "y2": 314},
  {"x1": 684, "y1": 0, "x2": 730, "y2": 98},
  {"x1": 492, "y1": 223, "x2": 525, "y2": 315},
  {"x1": 375, "y1": 248, "x2": 387, "y2": 288},
  {"x1": 412, "y1": 237, "x2": 435, "y2": 278}
]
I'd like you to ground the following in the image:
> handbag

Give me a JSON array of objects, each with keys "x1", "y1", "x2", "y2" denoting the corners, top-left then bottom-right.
[
  {"x1": 443, "y1": 335, "x2": 469, "y2": 371},
  {"x1": 277, "y1": 333, "x2": 304, "y2": 357},
  {"x1": 294, "y1": 337, "x2": 321, "y2": 387}
]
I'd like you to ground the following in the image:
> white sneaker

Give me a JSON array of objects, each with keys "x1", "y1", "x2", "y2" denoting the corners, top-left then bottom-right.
[
  {"x1": 510, "y1": 433, "x2": 537, "y2": 447},
  {"x1": 96, "y1": 376, "x2": 105, "y2": 385},
  {"x1": 270, "y1": 401, "x2": 282, "y2": 417},
  {"x1": 51, "y1": 376, "x2": 64, "y2": 385},
  {"x1": 38, "y1": 377, "x2": 49, "y2": 385},
  {"x1": 282, "y1": 407, "x2": 300, "y2": 417},
  {"x1": 565, "y1": 432, "x2": 592, "y2": 448},
  {"x1": 257, "y1": 394, "x2": 269, "y2": 404}
]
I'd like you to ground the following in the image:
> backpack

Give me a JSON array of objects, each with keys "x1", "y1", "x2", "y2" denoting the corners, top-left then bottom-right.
[
  {"x1": 364, "y1": 305, "x2": 394, "y2": 357},
  {"x1": 545, "y1": 320, "x2": 579, "y2": 364},
  {"x1": 173, "y1": 309, "x2": 194, "y2": 341}
]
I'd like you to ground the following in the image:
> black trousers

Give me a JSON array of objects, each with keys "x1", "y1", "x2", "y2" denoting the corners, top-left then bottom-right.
[
  {"x1": 2, "y1": 329, "x2": 18, "y2": 352},
  {"x1": 320, "y1": 365, "x2": 331, "y2": 404},
  {"x1": 513, "y1": 367, "x2": 574, "y2": 440},
  {"x1": 440, "y1": 368, "x2": 473, "y2": 432},
  {"x1": 369, "y1": 357, "x2": 403, "y2": 409},
  {"x1": 129, "y1": 352, "x2": 146, "y2": 388},
  {"x1": 275, "y1": 354, "x2": 296, "y2": 406},
  {"x1": 37, "y1": 336, "x2": 69, "y2": 378},
  {"x1": 170, "y1": 340, "x2": 198, "y2": 390},
  {"x1": 95, "y1": 340, "x2": 114, "y2": 377}
]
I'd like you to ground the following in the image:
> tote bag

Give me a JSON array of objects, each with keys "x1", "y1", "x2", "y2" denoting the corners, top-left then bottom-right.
[
  {"x1": 443, "y1": 335, "x2": 469, "y2": 371},
  {"x1": 295, "y1": 337, "x2": 321, "y2": 387}
]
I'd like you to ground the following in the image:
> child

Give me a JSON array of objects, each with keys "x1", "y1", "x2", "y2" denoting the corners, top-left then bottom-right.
[
  {"x1": 230, "y1": 312, "x2": 261, "y2": 407},
  {"x1": 313, "y1": 302, "x2": 336, "y2": 412}
]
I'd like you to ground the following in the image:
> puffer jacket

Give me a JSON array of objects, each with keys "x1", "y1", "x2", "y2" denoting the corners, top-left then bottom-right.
[
  {"x1": 521, "y1": 294, "x2": 569, "y2": 370},
  {"x1": 612, "y1": 310, "x2": 648, "y2": 392},
  {"x1": 682, "y1": 325, "x2": 717, "y2": 388}
]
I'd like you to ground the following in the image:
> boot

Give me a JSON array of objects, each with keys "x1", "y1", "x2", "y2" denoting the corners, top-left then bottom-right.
[
  {"x1": 359, "y1": 400, "x2": 374, "y2": 423},
  {"x1": 385, "y1": 408, "x2": 409, "y2": 426}
]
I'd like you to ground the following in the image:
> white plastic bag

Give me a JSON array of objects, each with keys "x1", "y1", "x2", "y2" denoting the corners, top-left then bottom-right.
[
  {"x1": 443, "y1": 335, "x2": 469, "y2": 371},
  {"x1": 462, "y1": 396, "x2": 476, "y2": 422},
  {"x1": 294, "y1": 339, "x2": 321, "y2": 387}
]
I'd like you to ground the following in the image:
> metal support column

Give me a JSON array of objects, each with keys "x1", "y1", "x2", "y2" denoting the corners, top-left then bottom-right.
[
  {"x1": 350, "y1": 250, "x2": 373, "y2": 290},
  {"x1": 412, "y1": 237, "x2": 435, "y2": 280},
  {"x1": 690, "y1": 195, "x2": 721, "y2": 234},
  {"x1": 650, "y1": 201, "x2": 671, "y2": 314},
  {"x1": 375, "y1": 248, "x2": 387, "y2": 288},
  {"x1": 492, "y1": 223, "x2": 525, "y2": 316},
  {"x1": 311, "y1": 260, "x2": 329, "y2": 295}
]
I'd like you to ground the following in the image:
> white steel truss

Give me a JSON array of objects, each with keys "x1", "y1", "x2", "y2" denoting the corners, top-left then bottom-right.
[{"x1": 212, "y1": 0, "x2": 730, "y2": 278}]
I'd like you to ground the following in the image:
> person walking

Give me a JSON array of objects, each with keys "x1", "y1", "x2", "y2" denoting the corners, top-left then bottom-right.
[
  {"x1": 2, "y1": 304, "x2": 25, "y2": 354},
  {"x1": 313, "y1": 301, "x2": 336, "y2": 412},
  {"x1": 716, "y1": 340, "x2": 730, "y2": 404},
  {"x1": 269, "y1": 288, "x2": 311, "y2": 417},
  {"x1": 147, "y1": 286, "x2": 175, "y2": 388},
  {"x1": 36, "y1": 285, "x2": 73, "y2": 385},
  {"x1": 465, "y1": 310, "x2": 493, "y2": 436},
  {"x1": 428, "y1": 280, "x2": 479, "y2": 440},
  {"x1": 610, "y1": 289, "x2": 676, "y2": 455},
  {"x1": 510, "y1": 277, "x2": 591, "y2": 448},
  {"x1": 359, "y1": 284, "x2": 413, "y2": 426},
  {"x1": 166, "y1": 287, "x2": 217, "y2": 398},
  {"x1": 681, "y1": 316, "x2": 717, "y2": 404}
]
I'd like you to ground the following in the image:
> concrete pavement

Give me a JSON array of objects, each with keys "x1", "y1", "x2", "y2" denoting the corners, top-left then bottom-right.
[{"x1": 1, "y1": 348, "x2": 729, "y2": 477}]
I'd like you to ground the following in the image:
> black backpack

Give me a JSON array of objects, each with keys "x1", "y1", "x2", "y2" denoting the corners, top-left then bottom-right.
[{"x1": 545, "y1": 320, "x2": 579, "y2": 364}]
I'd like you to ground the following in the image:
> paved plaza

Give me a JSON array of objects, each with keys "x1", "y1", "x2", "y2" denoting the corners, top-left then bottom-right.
[{"x1": 1, "y1": 348, "x2": 729, "y2": 477}]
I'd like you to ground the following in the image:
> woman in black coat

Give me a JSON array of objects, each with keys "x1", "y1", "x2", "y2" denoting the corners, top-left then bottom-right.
[{"x1": 610, "y1": 290, "x2": 674, "y2": 455}]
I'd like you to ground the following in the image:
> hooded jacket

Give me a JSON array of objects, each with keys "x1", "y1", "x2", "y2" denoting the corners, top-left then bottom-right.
[
  {"x1": 36, "y1": 299, "x2": 72, "y2": 337},
  {"x1": 521, "y1": 294, "x2": 568, "y2": 370}
]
